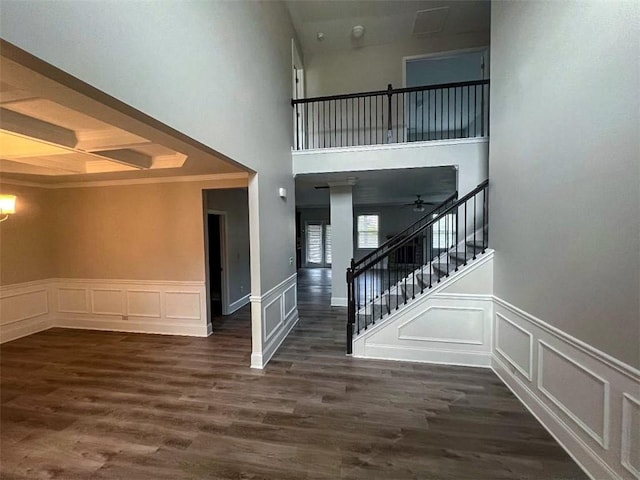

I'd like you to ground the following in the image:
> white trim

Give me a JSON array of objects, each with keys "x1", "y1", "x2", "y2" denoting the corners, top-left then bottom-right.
[
  {"x1": 90, "y1": 288, "x2": 124, "y2": 316},
  {"x1": 55, "y1": 278, "x2": 205, "y2": 287},
  {"x1": 0, "y1": 316, "x2": 52, "y2": 344},
  {"x1": 228, "y1": 294, "x2": 250, "y2": 314},
  {"x1": 57, "y1": 287, "x2": 90, "y2": 314},
  {"x1": 250, "y1": 272, "x2": 297, "y2": 303},
  {"x1": 621, "y1": 393, "x2": 640, "y2": 478},
  {"x1": 331, "y1": 296, "x2": 348, "y2": 307},
  {"x1": 292, "y1": 136, "x2": 488, "y2": 156},
  {"x1": 282, "y1": 283, "x2": 297, "y2": 319},
  {"x1": 0, "y1": 278, "x2": 52, "y2": 292},
  {"x1": 537, "y1": 339, "x2": 611, "y2": 450},
  {"x1": 126, "y1": 289, "x2": 162, "y2": 319},
  {"x1": 494, "y1": 311, "x2": 533, "y2": 381},
  {"x1": 253, "y1": 310, "x2": 299, "y2": 369},
  {"x1": 356, "y1": 345, "x2": 492, "y2": 368},
  {"x1": 493, "y1": 296, "x2": 640, "y2": 381},
  {"x1": 0, "y1": 172, "x2": 249, "y2": 189},
  {"x1": 164, "y1": 291, "x2": 201, "y2": 320},
  {"x1": 492, "y1": 356, "x2": 619, "y2": 480},
  {"x1": 54, "y1": 317, "x2": 209, "y2": 337},
  {"x1": 263, "y1": 294, "x2": 284, "y2": 344},
  {"x1": 354, "y1": 251, "x2": 494, "y2": 341},
  {"x1": 397, "y1": 305, "x2": 484, "y2": 345}
]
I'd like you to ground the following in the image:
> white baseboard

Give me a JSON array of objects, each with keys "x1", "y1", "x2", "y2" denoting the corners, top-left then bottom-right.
[
  {"x1": 252, "y1": 310, "x2": 299, "y2": 369},
  {"x1": 492, "y1": 296, "x2": 639, "y2": 480},
  {"x1": 228, "y1": 294, "x2": 250, "y2": 314},
  {"x1": 331, "y1": 296, "x2": 348, "y2": 307},
  {"x1": 54, "y1": 317, "x2": 210, "y2": 337},
  {"x1": 0, "y1": 315, "x2": 52, "y2": 344}
]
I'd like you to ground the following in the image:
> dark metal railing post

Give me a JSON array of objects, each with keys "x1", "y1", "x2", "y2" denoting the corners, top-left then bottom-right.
[
  {"x1": 346, "y1": 264, "x2": 354, "y2": 354},
  {"x1": 386, "y1": 84, "x2": 393, "y2": 143}
]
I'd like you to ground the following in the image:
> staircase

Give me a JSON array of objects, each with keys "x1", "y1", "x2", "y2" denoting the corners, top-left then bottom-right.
[{"x1": 346, "y1": 180, "x2": 489, "y2": 354}]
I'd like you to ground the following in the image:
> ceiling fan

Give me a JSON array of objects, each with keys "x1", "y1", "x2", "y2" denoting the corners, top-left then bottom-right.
[{"x1": 404, "y1": 194, "x2": 434, "y2": 213}]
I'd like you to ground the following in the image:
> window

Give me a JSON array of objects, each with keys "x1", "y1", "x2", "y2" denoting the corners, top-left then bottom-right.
[
  {"x1": 433, "y1": 213, "x2": 456, "y2": 249},
  {"x1": 357, "y1": 214, "x2": 379, "y2": 249},
  {"x1": 306, "y1": 222, "x2": 331, "y2": 266}
]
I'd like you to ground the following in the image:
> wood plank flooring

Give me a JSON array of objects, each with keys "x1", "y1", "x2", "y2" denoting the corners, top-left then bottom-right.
[{"x1": 1, "y1": 268, "x2": 587, "y2": 479}]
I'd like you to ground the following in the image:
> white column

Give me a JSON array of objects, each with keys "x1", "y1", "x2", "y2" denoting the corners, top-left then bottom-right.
[{"x1": 329, "y1": 184, "x2": 353, "y2": 307}]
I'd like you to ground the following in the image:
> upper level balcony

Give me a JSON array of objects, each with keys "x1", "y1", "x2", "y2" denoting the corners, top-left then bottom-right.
[
  {"x1": 292, "y1": 79, "x2": 489, "y2": 151},
  {"x1": 292, "y1": 79, "x2": 490, "y2": 196}
]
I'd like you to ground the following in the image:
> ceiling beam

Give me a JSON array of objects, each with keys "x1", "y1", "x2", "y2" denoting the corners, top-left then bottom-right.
[
  {"x1": 91, "y1": 149, "x2": 152, "y2": 169},
  {"x1": 0, "y1": 107, "x2": 77, "y2": 148}
]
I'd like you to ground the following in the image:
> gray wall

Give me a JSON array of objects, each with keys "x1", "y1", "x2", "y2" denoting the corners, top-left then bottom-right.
[
  {"x1": 0, "y1": 0, "x2": 298, "y2": 297},
  {"x1": 489, "y1": 1, "x2": 639, "y2": 367},
  {"x1": 206, "y1": 188, "x2": 250, "y2": 307},
  {"x1": 306, "y1": 34, "x2": 490, "y2": 97}
]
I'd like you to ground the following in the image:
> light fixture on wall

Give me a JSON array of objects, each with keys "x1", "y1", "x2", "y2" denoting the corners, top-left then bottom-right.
[
  {"x1": 351, "y1": 25, "x2": 365, "y2": 39},
  {"x1": 0, "y1": 194, "x2": 16, "y2": 222},
  {"x1": 279, "y1": 187, "x2": 287, "y2": 199}
]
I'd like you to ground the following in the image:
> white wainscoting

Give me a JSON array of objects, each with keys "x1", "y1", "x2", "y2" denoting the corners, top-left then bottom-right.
[
  {"x1": 54, "y1": 279, "x2": 209, "y2": 337},
  {"x1": 0, "y1": 280, "x2": 54, "y2": 343},
  {"x1": 353, "y1": 294, "x2": 493, "y2": 367},
  {"x1": 250, "y1": 273, "x2": 298, "y2": 369},
  {"x1": 492, "y1": 297, "x2": 640, "y2": 480},
  {"x1": 352, "y1": 252, "x2": 494, "y2": 367}
]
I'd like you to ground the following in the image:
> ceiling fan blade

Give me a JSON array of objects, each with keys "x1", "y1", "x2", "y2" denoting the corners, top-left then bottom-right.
[{"x1": 314, "y1": 185, "x2": 329, "y2": 190}]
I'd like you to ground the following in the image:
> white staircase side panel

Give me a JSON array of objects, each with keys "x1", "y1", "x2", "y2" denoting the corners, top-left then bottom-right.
[{"x1": 353, "y1": 252, "x2": 494, "y2": 367}]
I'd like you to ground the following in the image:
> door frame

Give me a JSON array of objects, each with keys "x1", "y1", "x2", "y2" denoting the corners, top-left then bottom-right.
[
  {"x1": 304, "y1": 220, "x2": 332, "y2": 268},
  {"x1": 206, "y1": 210, "x2": 230, "y2": 317}
]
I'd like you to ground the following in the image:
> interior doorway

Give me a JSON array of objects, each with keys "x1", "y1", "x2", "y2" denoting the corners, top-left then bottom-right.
[
  {"x1": 305, "y1": 221, "x2": 332, "y2": 267},
  {"x1": 208, "y1": 213, "x2": 224, "y2": 317}
]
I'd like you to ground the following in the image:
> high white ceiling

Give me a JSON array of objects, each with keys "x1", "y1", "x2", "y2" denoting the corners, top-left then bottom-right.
[
  {"x1": 286, "y1": 0, "x2": 491, "y2": 56},
  {"x1": 295, "y1": 166, "x2": 457, "y2": 207}
]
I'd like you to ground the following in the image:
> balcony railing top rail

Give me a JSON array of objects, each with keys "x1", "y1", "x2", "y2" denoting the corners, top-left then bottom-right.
[
  {"x1": 291, "y1": 79, "x2": 489, "y2": 105},
  {"x1": 292, "y1": 79, "x2": 489, "y2": 151}
]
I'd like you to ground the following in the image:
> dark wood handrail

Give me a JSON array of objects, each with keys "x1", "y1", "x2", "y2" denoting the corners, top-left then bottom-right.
[
  {"x1": 353, "y1": 191, "x2": 458, "y2": 269},
  {"x1": 292, "y1": 79, "x2": 490, "y2": 105},
  {"x1": 351, "y1": 180, "x2": 488, "y2": 277}
]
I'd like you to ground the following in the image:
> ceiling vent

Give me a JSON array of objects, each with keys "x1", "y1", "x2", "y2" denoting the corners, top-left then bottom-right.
[{"x1": 412, "y1": 7, "x2": 449, "y2": 36}]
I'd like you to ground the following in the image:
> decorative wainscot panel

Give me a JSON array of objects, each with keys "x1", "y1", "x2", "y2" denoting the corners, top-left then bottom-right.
[
  {"x1": 492, "y1": 298, "x2": 640, "y2": 480},
  {"x1": 353, "y1": 294, "x2": 493, "y2": 367},
  {"x1": 54, "y1": 279, "x2": 209, "y2": 337},
  {"x1": 251, "y1": 273, "x2": 298, "y2": 369},
  {"x1": 0, "y1": 280, "x2": 53, "y2": 343}
]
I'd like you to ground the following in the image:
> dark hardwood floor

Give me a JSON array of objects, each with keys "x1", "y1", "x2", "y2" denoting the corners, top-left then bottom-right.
[{"x1": 0, "y1": 268, "x2": 586, "y2": 479}]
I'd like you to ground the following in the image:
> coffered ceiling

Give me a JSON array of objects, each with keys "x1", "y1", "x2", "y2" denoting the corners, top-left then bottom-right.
[
  {"x1": 0, "y1": 80, "x2": 188, "y2": 177},
  {"x1": 0, "y1": 50, "x2": 244, "y2": 185}
]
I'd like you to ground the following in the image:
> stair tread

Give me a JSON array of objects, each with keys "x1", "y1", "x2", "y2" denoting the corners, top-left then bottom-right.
[{"x1": 466, "y1": 240, "x2": 486, "y2": 249}]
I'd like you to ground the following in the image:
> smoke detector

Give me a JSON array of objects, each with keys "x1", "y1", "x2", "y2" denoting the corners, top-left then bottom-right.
[
  {"x1": 317, "y1": 32, "x2": 324, "y2": 41},
  {"x1": 351, "y1": 25, "x2": 365, "y2": 39}
]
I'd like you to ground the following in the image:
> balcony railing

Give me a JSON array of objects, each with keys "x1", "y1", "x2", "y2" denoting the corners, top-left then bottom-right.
[{"x1": 292, "y1": 79, "x2": 489, "y2": 151}]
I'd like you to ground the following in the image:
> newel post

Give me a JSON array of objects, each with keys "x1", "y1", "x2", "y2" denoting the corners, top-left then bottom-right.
[{"x1": 346, "y1": 264, "x2": 355, "y2": 355}]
